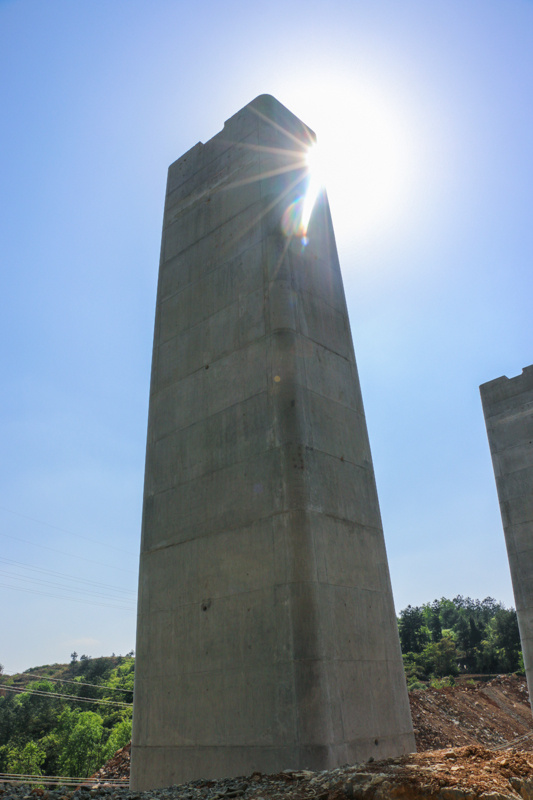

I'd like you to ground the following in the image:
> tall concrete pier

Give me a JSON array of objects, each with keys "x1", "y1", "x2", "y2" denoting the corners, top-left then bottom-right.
[
  {"x1": 131, "y1": 95, "x2": 414, "y2": 791},
  {"x1": 480, "y1": 365, "x2": 533, "y2": 705}
]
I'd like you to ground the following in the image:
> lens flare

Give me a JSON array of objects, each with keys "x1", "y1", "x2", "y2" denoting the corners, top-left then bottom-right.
[
  {"x1": 281, "y1": 196, "x2": 305, "y2": 238},
  {"x1": 181, "y1": 102, "x2": 329, "y2": 255},
  {"x1": 276, "y1": 73, "x2": 418, "y2": 248},
  {"x1": 280, "y1": 143, "x2": 325, "y2": 245},
  {"x1": 301, "y1": 145, "x2": 324, "y2": 233}
]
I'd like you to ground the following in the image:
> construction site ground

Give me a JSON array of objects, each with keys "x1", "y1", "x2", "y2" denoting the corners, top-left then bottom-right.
[
  {"x1": 410, "y1": 674, "x2": 532, "y2": 751},
  {"x1": 6, "y1": 675, "x2": 532, "y2": 800}
]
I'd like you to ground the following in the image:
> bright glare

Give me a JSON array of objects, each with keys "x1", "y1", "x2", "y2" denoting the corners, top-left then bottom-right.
[
  {"x1": 305, "y1": 143, "x2": 328, "y2": 189},
  {"x1": 300, "y1": 144, "x2": 325, "y2": 234},
  {"x1": 282, "y1": 74, "x2": 419, "y2": 246},
  {"x1": 279, "y1": 143, "x2": 326, "y2": 243}
]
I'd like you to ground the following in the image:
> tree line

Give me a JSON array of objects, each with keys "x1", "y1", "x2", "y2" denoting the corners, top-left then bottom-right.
[
  {"x1": 398, "y1": 596, "x2": 522, "y2": 688},
  {"x1": 0, "y1": 655, "x2": 133, "y2": 778}
]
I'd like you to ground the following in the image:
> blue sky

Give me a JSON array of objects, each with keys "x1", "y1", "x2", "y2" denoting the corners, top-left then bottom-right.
[{"x1": 1, "y1": 0, "x2": 532, "y2": 672}]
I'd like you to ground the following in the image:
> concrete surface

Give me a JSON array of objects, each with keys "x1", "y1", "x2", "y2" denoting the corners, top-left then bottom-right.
[
  {"x1": 131, "y1": 94, "x2": 415, "y2": 791},
  {"x1": 480, "y1": 365, "x2": 533, "y2": 707}
]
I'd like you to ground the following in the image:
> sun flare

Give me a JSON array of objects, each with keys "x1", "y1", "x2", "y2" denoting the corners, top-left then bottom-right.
[
  {"x1": 218, "y1": 79, "x2": 417, "y2": 257},
  {"x1": 279, "y1": 74, "x2": 418, "y2": 247},
  {"x1": 278, "y1": 143, "x2": 328, "y2": 245},
  {"x1": 301, "y1": 143, "x2": 325, "y2": 233}
]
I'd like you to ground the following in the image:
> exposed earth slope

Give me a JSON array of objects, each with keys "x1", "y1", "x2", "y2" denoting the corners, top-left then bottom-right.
[
  {"x1": 411, "y1": 675, "x2": 532, "y2": 751},
  {"x1": 79, "y1": 675, "x2": 533, "y2": 800}
]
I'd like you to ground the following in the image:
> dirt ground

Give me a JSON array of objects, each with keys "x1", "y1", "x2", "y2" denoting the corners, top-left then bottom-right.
[
  {"x1": 93, "y1": 675, "x2": 533, "y2": 798},
  {"x1": 411, "y1": 674, "x2": 532, "y2": 751}
]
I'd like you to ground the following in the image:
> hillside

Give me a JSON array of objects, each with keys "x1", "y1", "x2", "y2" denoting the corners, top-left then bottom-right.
[
  {"x1": 411, "y1": 674, "x2": 532, "y2": 751},
  {"x1": 0, "y1": 656, "x2": 134, "y2": 780}
]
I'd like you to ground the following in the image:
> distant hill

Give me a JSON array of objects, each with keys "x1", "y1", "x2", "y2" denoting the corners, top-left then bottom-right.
[{"x1": 0, "y1": 655, "x2": 134, "y2": 779}]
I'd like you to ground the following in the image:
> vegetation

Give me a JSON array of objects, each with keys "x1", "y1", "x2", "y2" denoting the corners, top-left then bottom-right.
[
  {"x1": 0, "y1": 598, "x2": 524, "y2": 775},
  {"x1": 398, "y1": 596, "x2": 523, "y2": 689},
  {"x1": 0, "y1": 655, "x2": 134, "y2": 778}
]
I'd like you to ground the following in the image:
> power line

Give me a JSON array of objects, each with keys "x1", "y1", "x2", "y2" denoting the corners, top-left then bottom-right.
[
  {"x1": 0, "y1": 531, "x2": 135, "y2": 575},
  {"x1": 6, "y1": 672, "x2": 133, "y2": 694},
  {"x1": 0, "y1": 684, "x2": 132, "y2": 707},
  {"x1": 0, "y1": 569, "x2": 136, "y2": 604},
  {"x1": 0, "y1": 773, "x2": 128, "y2": 787},
  {"x1": 0, "y1": 556, "x2": 136, "y2": 595},
  {"x1": 0, "y1": 582, "x2": 135, "y2": 611},
  {"x1": 0, "y1": 504, "x2": 136, "y2": 556}
]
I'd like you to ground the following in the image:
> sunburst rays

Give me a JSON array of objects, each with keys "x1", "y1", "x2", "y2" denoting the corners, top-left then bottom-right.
[{"x1": 186, "y1": 107, "x2": 323, "y2": 262}]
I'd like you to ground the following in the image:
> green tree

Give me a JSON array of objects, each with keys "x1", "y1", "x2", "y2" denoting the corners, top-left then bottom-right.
[
  {"x1": 7, "y1": 740, "x2": 46, "y2": 775},
  {"x1": 402, "y1": 653, "x2": 427, "y2": 689},
  {"x1": 59, "y1": 710, "x2": 104, "y2": 777},
  {"x1": 398, "y1": 596, "x2": 524, "y2": 678},
  {"x1": 103, "y1": 718, "x2": 132, "y2": 760},
  {"x1": 439, "y1": 598, "x2": 460, "y2": 629},
  {"x1": 493, "y1": 608, "x2": 521, "y2": 669},
  {"x1": 424, "y1": 600, "x2": 443, "y2": 642},
  {"x1": 9, "y1": 681, "x2": 62, "y2": 743},
  {"x1": 398, "y1": 605, "x2": 429, "y2": 654},
  {"x1": 478, "y1": 608, "x2": 521, "y2": 673},
  {"x1": 421, "y1": 634, "x2": 459, "y2": 678}
]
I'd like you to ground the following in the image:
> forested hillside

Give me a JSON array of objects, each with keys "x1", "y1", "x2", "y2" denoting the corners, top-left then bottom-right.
[
  {"x1": 0, "y1": 654, "x2": 133, "y2": 778},
  {"x1": 398, "y1": 596, "x2": 522, "y2": 687}
]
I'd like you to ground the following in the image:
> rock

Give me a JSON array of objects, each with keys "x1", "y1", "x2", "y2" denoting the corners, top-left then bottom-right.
[
  {"x1": 373, "y1": 780, "x2": 393, "y2": 799},
  {"x1": 224, "y1": 784, "x2": 248, "y2": 798},
  {"x1": 343, "y1": 782, "x2": 369, "y2": 800},
  {"x1": 439, "y1": 790, "x2": 472, "y2": 800},
  {"x1": 509, "y1": 778, "x2": 533, "y2": 800},
  {"x1": 479, "y1": 793, "x2": 516, "y2": 800}
]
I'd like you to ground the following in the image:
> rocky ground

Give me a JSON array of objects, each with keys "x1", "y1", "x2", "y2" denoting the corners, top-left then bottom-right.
[
  {"x1": 90, "y1": 746, "x2": 131, "y2": 787},
  {"x1": 411, "y1": 675, "x2": 533, "y2": 751},
  {"x1": 2, "y1": 676, "x2": 532, "y2": 800}
]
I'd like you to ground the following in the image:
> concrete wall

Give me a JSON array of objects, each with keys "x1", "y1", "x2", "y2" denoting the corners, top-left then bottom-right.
[
  {"x1": 131, "y1": 95, "x2": 415, "y2": 791},
  {"x1": 480, "y1": 365, "x2": 533, "y2": 704}
]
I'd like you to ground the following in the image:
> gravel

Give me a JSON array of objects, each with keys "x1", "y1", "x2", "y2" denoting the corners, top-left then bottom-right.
[{"x1": 3, "y1": 745, "x2": 533, "y2": 800}]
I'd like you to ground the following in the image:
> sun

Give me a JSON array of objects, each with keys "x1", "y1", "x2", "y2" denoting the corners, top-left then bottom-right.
[
  {"x1": 280, "y1": 74, "x2": 418, "y2": 247},
  {"x1": 215, "y1": 80, "x2": 417, "y2": 256}
]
